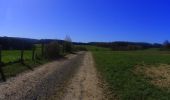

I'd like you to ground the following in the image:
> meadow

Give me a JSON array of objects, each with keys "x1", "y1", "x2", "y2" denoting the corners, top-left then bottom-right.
[
  {"x1": 89, "y1": 46, "x2": 170, "y2": 100},
  {"x1": 2, "y1": 50, "x2": 32, "y2": 63},
  {"x1": 0, "y1": 44, "x2": 45, "y2": 78},
  {"x1": 0, "y1": 43, "x2": 75, "y2": 79}
]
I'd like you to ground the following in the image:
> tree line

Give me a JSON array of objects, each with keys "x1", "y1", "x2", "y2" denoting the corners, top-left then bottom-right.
[
  {"x1": 89, "y1": 41, "x2": 163, "y2": 51},
  {"x1": 0, "y1": 36, "x2": 88, "y2": 50}
]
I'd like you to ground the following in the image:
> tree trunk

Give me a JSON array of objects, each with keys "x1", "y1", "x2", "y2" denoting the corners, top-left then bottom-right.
[{"x1": 21, "y1": 48, "x2": 24, "y2": 64}]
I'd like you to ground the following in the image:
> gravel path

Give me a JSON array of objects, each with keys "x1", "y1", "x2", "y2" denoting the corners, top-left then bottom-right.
[
  {"x1": 62, "y1": 52, "x2": 104, "y2": 100},
  {"x1": 0, "y1": 52, "x2": 85, "y2": 100}
]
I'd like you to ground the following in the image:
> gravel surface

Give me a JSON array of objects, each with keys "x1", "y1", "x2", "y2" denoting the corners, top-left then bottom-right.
[
  {"x1": 62, "y1": 52, "x2": 104, "y2": 100},
  {"x1": 0, "y1": 52, "x2": 85, "y2": 100}
]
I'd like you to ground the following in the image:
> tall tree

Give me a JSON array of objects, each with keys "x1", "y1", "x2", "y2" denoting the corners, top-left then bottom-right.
[
  {"x1": 64, "y1": 35, "x2": 73, "y2": 53},
  {"x1": 163, "y1": 40, "x2": 170, "y2": 48}
]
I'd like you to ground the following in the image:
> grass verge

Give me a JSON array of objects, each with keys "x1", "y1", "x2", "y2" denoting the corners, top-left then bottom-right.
[{"x1": 2, "y1": 59, "x2": 49, "y2": 78}]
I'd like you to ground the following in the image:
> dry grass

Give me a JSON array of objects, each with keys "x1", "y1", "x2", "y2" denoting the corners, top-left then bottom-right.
[{"x1": 135, "y1": 64, "x2": 170, "y2": 88}]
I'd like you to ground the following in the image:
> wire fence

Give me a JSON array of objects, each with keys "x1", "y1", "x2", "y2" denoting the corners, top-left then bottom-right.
[{"x1": 0, "y1": 44, "x2": 44, "y2": 81}]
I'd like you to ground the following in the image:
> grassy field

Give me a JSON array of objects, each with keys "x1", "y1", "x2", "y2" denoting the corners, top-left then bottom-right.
[
  {"x1": 2, "y1": 58, "x2": 49, "y2": 78},
  {"x1": 2, "y1": 50, "x2": 32, "y2": 63},
  {"x1": 0, "y1": 45, "x2": 44, "y2": 78},
  {"x1": 1, "y1": 44, "x2": 42, "y2": 63},
  {"x1": 89, "y1": 46, "x2": 170, "y2": 100}
]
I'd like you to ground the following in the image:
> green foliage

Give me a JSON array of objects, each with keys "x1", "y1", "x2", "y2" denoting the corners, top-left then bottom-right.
[
  {"x1": 92, "y1": 47, "x2": 170, "y2": 100},
  {"x1": 45, "y1": 42, "x2": 62, "y2": 59}
]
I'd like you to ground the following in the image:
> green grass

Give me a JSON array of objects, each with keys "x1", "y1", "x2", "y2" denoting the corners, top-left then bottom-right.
[
  {"x1": 89, "y1": 46, "x2": 170, "y2": 100},
  {"x1": 1, "y1": 44, "x2": 42, "y2": 63},
  {"x1": 3, "y1": 59, "x2": 49, "y2": 78},
  {"x1": 2, "y1": 50, "x2": 21, "y2": 63},
  {"x1": 0, "y1": 44, "x2": 44, "y2": 79},
  {"x1": 2, "y1": 50, "x2": 33, "y2": 63}
]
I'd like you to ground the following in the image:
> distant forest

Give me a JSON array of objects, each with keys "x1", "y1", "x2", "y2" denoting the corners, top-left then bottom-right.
[
  {"x1": 0, "y1": 36, "x2": 165, "y2": 50},
  {"x1": 0, "y1": 37, "x2": 86, "y2": 50},
  {"x1": 89, "y1": 42, "x2": 163, "y2": 50}
]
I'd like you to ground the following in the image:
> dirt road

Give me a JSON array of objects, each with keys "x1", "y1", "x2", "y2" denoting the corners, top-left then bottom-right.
[
  {"x1": 62, "y1": 52, "x2": 104, "y2": 100},
  {"x1": 0, "y1": 52, "x2": 104, "y2": 100}
]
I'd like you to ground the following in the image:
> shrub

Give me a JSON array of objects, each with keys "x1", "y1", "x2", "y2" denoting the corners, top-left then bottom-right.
[
  {"x1": 163, "y1": 40, "x2": 170, "y2": 49},
  {"x1": 45, "y1": 42, "x2": 61, "y2": 59},
  {"x1": 63, "y1": 35, "x2": 73, "y2": 53}
]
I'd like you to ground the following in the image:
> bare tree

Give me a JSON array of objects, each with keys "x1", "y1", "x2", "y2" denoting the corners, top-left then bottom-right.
[
  {"x1": 163, "y1": 40, "x2": 170, "y2": 49},
  {"x1": 63, "y1": 35, "x2": 73, "y2": 53}
]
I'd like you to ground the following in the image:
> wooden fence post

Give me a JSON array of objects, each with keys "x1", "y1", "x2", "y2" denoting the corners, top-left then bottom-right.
[
  {"x1": 32, "y1": 46, "x2": 35, "y2": 61},
  {"x1": 0, "y1": 45, "x2": 6, "y2": 81},
  {"x1": 41, "y1": 43, "x2": 44, "y2": 57},
  {"x1": 21, "y1": 44, "x2": 24, "y2": 64},
  {"x1": 63, "y1": 42, "x2": 65, "y2": 54}
]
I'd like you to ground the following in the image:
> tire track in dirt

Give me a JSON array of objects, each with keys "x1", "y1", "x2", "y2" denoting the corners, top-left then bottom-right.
[
  {"x1": 62, "y1": 52, "x2": 104, "y2": 100},
  {"x1": 0, "y1": 52, "x2": 85, "y2": 100}
]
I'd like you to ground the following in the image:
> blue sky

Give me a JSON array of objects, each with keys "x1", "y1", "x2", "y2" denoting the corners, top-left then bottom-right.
[{"x1": 0, "y1": 0, "x2": 170, "y2": 43}]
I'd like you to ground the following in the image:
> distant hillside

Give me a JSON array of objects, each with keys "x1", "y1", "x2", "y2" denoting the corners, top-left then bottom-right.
[
  {"x1": 89, "y1": 41, "x2": 162, "y2": 50},
  {"x1": 0, "y1": 36, "x2": 162, "y2": 50},
  {"x1": 0, "y1": 36, "x2": 88, "y2": 50},
  {"x1": 0, "y1": 37, "x2": 37, "y2": 50}
]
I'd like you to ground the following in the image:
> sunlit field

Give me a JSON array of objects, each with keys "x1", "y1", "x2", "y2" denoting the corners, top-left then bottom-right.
[
  {"x1": 1, "y1": 44, "x2": 42, "y2": 64},
  {"x1": 2, "y1": 50, "x2": 32, "y2": 63},
  {"x1": 1, "y1": 45, "x2": 44, "y2": 78},
  {"x1": 90, "y1": 46, "x2": 170, "y2": 100}
]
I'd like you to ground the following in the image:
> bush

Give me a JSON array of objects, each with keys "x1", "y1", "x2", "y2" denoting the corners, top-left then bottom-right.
[
  {"x1": 63, "y1": 36, "x2": 73, "y2": 53},
  {"x1": 64, "y1": 41, "x2": 73, "y2": 53},
  {"x1": 45, "y1": 42, "x2": 62, "y2": 59},
  {"x1": 162, "y1": 40, "x2": 170, "y2": 50}
]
